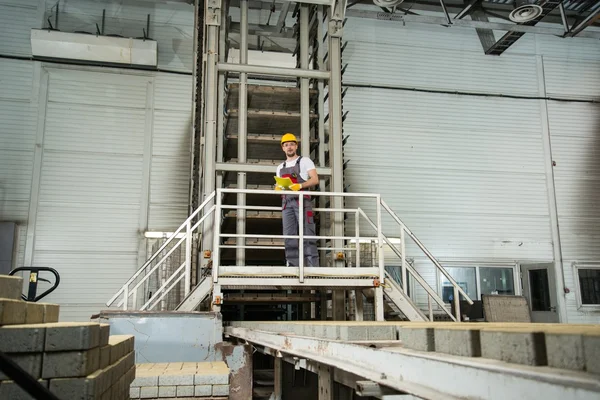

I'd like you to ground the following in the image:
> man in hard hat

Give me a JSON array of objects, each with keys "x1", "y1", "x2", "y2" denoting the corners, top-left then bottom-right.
[{"x1": 276, "y1": 133, "x2": 320, "y2": 267}]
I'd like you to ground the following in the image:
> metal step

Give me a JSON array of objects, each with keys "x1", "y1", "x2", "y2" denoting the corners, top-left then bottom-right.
[
  {"x1": 226, "y1": 83, "x2": 318, "y2": 112},
  {"x1": 363, "y1": 273, "x2": 427, "y2": 322},
  {"x1": 176, "y1": 275, "x2": 213, "y2": 311}
]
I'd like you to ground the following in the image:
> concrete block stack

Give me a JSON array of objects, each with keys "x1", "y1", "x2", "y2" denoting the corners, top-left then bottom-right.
[
  {"x1": 0, "y1": 274, "x2": 136, "y2": 399},
  {"x1": 130, "y1": 362, "x2": 230, "y2": 399}
]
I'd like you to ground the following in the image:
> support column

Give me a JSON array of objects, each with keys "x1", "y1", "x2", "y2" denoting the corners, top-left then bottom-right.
[
  {"x1": 318, "y1": 364, "x2": 333, "y2": 400},
  {"x1": 201, "y1": 0, "x2": 222, "y2": 269},
  {"x1": 236, "y1": 0, "x2": 248, "y2": 266},
  {"x1": 328, "y1": 2, "x2": 347, "y2": 321},
  {"x1": 274, "y1": 357, "x2": 283, "y2": 400},
  {"x1": 374, "y1": 286, "x2": 385, "y2": 321},
  {"x1": 300, "y1": 4, "x2": 310, "y2": 156}
]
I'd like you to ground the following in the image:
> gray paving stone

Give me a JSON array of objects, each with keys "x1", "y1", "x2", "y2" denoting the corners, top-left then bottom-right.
[
  {"x1": 0, "y1": 353, "x2": 43, "y2": 380},
  {"x1": 132, "y1": 375, "x2": 159, "y2": 387},
  {"x1": 546, "y1": 332, "x2": 585, "y2": 371},
  {"x1": 159, "y1": 372, "x2": 194, "y2": 386},
  {"x1": 24, "y1": 303, "x2": 45, "y2": 324},
  {"x1": 583, "y1": 334, "x2": 600, "y2": 375},
  {"x1": 130, "y1": 386, "x2": 141, "y2": 399},
  {"x1": 140, "y1": 386, "x2": 159, "y2": 398},
  {"x1": 0, "y1": 379, "x2": 47, "y2": 400},
  {"x1": 0, "y1": 299, "x2": 27, "y2": 325},
  {"x1": 99, "y1": 323, "x2": 110, "y2": 346},
  {"x1": 158, "y1": 385, "x2": 177, "y2": 397},
  {"x1": 177, "y1": 385, "x2": 195, "y2": 397},
  {"x1": 0, "y1": 275, "x2": 23, "y2": 300},
  {"x1": 0, "y1": 324, "x2": 46, "y2": 353},
  {"x1": 212, "y1": 384, "x2": 230, "y2": 396},
  {"x1": 40, "y1": 303, "x2": 60, "y2": 323},
  {"x1": 434, "y1": 328, "x2": 481, "y2": 357},
  {"x1": 48, "y1": 368, "x2": 109, "y2": 400},
  {"x1": 400, "y1": 326, "x2": 435, "y2": 352},
  {"x1": 194, "y1": 384, "x2": 212, "y2": 396},
  {"x1": 42, "y1": 347, "x2": 100, "y2": 379},
  {"x1": 44, "y1": 322, "x2": 100, "y2": 351},
  {"x1": 480, "y1": 329, "x2": 547, "y2": 366}
]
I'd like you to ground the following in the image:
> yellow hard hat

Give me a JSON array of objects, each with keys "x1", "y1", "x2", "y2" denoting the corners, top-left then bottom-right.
[{"x1": 281, "y1": 133, "x2": 298, "y2": 144}]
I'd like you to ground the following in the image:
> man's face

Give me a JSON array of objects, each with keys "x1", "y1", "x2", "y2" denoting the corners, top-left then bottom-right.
[{"x1": 282, "y1": 141, "x2": 297, "y2": 157}]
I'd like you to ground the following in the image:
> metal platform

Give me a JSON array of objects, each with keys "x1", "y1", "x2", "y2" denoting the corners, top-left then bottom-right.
[{"x1": 226, "y1": 322, "x2": 600, "y2": 400}]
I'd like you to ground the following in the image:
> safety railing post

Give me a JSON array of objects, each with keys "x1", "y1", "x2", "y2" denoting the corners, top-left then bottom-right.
[
  {"x1": 122, "y1": 285, "x2": 128, "y2": 310},
  {"x1": 299, "y1": 193, "x2": 304, "y2": 283},
  {"x1": 428, "y1": 295, "x2": 433, "y2": 321},
  {"x1": 400, "y1": 225, "x2": 407, "y2": 295},
  {"x1": 213, "y1": 190, "x2": 222, "y2": 283},
  {"x1": 453, "y1": 286, "x2": 460, "y2": 321},
  {"x1": 185, "y1": 220, "x2": 192, "y2": 296},
  {"x1": 355, "y1": 210, "x2": 360, "y2": 268},
  {"x1": 376, "y1": 196, "x2": 384, "y2": 283}
]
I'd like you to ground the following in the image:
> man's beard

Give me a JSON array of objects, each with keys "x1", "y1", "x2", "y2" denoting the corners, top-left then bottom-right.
[{"x1": 286, "y1": 149, "x2": 296, "y2": 157}]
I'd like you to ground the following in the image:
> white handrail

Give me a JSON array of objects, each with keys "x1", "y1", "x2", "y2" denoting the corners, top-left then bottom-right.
[
  {"x1": 106, "y1": 191, "x2": 216, "y2": 308},
  {"x1": 357, "y1": 208, "x2": 457, "y2": 321},
  {"x1": 380, "y1": 199, "x2": 473, "y2": 305}
]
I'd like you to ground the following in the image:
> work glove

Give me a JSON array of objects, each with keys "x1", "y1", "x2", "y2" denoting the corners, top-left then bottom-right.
[
  {"x1": 274, "y1": 185, "x2": 284, "y2": 191},
  {"x1": 290, "y1": 183, "x2": 302, "y2": 191}
]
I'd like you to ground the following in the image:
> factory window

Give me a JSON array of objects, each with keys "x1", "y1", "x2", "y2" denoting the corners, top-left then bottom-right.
[
  {"x1": 576, "y1": 267, "x2": 600, "y2": 306},
  {"x1": 440, "y1": 265, "x2": 517, "y2": 302}
]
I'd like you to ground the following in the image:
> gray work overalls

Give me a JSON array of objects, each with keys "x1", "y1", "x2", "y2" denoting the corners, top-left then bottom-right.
[{"x1": 279, "y1": 157, "x2": 320, "y2": 267}]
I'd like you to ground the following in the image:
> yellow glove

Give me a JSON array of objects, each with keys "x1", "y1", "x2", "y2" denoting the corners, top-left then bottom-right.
[
  {"x1": 274, "y1": 185, "x2": 284, "y2": 191},
  {"x1": 290, "y1": 183, "x2": 302, "y2": 191}
]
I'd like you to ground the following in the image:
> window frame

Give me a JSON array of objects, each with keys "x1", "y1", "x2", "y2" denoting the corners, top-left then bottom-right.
[
  {"x1": 437, "y1": 263, "x2": 520, "y2": 302},
  {"x1": 573, "y1": 263, "x2": 600, "y2": 310}
]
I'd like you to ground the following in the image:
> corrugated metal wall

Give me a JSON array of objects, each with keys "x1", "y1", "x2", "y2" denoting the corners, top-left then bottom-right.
[
  {"x1": 0, "y1": 58, "x2": 38, "y2": 269},
  {"x1": 0, "y1": 0, "x2": 193, "y2": 321},
  {"x1": 342, "y1": 16, "x2": 600, "y2": 321}
]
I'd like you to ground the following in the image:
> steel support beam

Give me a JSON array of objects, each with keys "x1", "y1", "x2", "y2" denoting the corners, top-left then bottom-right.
[
  {"x1": 566, "y1": 3, "x2": 600, "y2": 37},
  {"x1": 218, "y1": 62, "x2": 330, "y2": 78},
  {"x1": 344, "y1": 9, "x2": 600, "y2": 39},
  {"x1": 318, "y1": 364, "x2": 334, "y2": 400},
  {"x1": 276, "y1": 1, "x2": 292, "y2": 32},
  {"x1": 201, "y1": 0, "x2": 222, "y2": 269},
  {"x1": 470, "y1": 8, "x2": 496, "y2": 52},
  {"x1": 328, "y1": 0, "x2": 347, "y2": 321},
  {"x1": 485, "y1": 0, "x2": 562, "y2": 55},
  {"x1": 300, "y1": 4, "x2": 311, "y2": 158},
  {"x1": 454, "y1": 0, "x2": 481, "y2": 19},
  {"x1": 216, "y1": 161, "x2": 332, "y2": 175},
  {"x1": 227, "y1": 327, "x2": 600, "y2": 400},
  {"x1": 236, "y1": 0, "x2": 248, "y2": 266}
]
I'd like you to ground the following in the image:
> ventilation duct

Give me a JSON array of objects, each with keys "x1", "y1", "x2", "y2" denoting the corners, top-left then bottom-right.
[{"x1": 509, "y1": 0, "x2": 543, "y2": 23}]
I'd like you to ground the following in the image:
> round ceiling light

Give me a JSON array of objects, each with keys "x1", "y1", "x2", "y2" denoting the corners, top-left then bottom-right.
[
  {"x1": 373, "y1": 0, "x2": 405, "y2": 7},
  {"x1": 509, "y1": 4, "x2": 543, "y2": 23}
]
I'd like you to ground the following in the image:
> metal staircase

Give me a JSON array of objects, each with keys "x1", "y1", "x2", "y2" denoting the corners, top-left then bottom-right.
[
  {"x1": 106, "y1": 0, "x2": 472, "y2": 322},
  {"x1": 106, "y1": 187, "x2": 472, "y2": 322}
]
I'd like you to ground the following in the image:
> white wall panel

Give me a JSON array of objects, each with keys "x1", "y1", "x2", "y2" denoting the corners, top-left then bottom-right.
[
  {"x1": 343, "y1": 41, "x2": 540, "y2": 96},
  {"x1": 149, "y1": 74, "x2": 192, "y2": 230},
  {"x1": 0, "y1": 59, "x2": 35, "y2": 100},
  {"x1": 30, "y1": 68, "x2": 148, "y2": 320},
  {"x1": 0, "y1": 58, "x2": 38, "y2": 273},
  {"x1": 0, "y1": 1, "x2": 40, "y2": 56},
  {"x1": 548, "y1": 99, "x2": 600, "y2": 323},
  {"x1": 544, "y1": 58, "x2": 600, "y2": 101},
  {"x1": 344, "y1": 88, "x2": 551, "y2": 261}
]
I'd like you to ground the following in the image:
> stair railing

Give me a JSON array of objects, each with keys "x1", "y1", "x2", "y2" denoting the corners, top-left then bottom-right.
[
  {"x1": 357, "y1": 200, "x2": 473, "y2": 321},
  {"x1": 106, "y1": 191, "x2": 216, "y2": 310}
]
